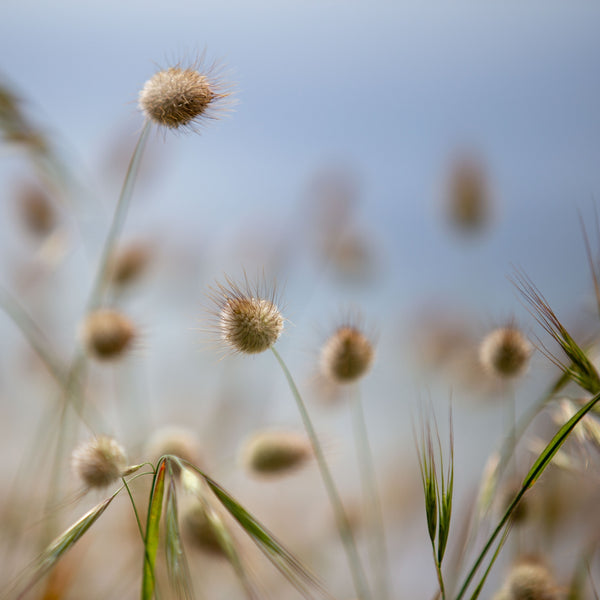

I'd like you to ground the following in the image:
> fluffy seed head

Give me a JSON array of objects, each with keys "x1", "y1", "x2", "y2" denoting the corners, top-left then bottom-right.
[
  {"x1": 320, "y1": 325, "x2": 374, "y2": 384},
  {"x1": 71, "y1": 435, "x2": 127, "y2": 489},
  {"x1": 80, "y1": 309, "x2": 135, "y2": 360},
  {"x1": 16, "y1": 182, "x2": 56, "y2": 237},
  {"x1": 499, "y1": 559, "x2": 559, "y2": 600},
  {"x1": 209, "y1": 276, "x2": 284, "y2": 355},
  {"x1": 138, "y1": 62, "x2": 229, "y2": 131},
  {"x1": 241, "y1": 430, "x2": 312, "y2": 476},
  {"x1": 145, "y1": 426, "x2": 202, "y2": 470},
  {"x1": 480, "y1": 326, "x2": 532, "y2": 380}
]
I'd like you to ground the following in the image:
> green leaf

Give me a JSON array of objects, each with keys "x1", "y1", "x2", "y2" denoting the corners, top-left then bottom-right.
[
  {"x1": 165, "y1": 474, "x2": 194, "y2": 600},
  {"x1": 14, "y1": 490, "x2": 119, "y2": 599},
  {"x1": 184, "y1": 465, "x2": 334, "y2": 600},
  {"x1": 142, "y1": 459, "x2": 166, "y2": 600}
]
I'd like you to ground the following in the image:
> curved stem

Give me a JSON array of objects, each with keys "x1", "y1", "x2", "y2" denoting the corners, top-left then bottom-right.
[{"x1": 271, "y1": 347, "x2": 371, "y2": 600}]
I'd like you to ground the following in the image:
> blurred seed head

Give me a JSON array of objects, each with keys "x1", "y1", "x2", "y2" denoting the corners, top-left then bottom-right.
[
  {"x1": 241, "y1": 430, "x2": 312, "y2": 477},
  {"x1": 71, "y1": 435, "x2": 127, "y2": 489},
  {"x1": 80, "y1": 309, "x2": 136, "y2": 361},
  {"x1": 494, "y1": 557, "x2": 560, "y2": 600},
  {"x1": 480, "y1": 326, "x2": 532, "y2": 380},
  {"x1": 107, "y1": 242, "x2": 151, "y2": 288},
  {"x1": 138, "y1": 60, "x2": 231, "y2": 131},
  {"x1": 145, "y1": 426, "x2": 202, "y2": 471},
  {"x1": 15, "y1": 181, "x2": 56, "y2": 237},
  {"x1": 182, "y1": 502, "x2": 226, "y2": 556},
  {"x1": 445, "y1": 155, "x2": 491, "y2": 234},
  {"x1": 320, "y1": 323, "x2": 374, "y2": 385},
  {"x1": 208, "y1": 275, "x2": 284, "y2": 355}
]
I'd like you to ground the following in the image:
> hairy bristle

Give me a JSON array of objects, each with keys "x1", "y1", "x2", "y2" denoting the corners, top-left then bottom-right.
[
  {"x1": 80, "y1": 309, "x2": 135, "y2": 360},
  {"x1": 479, "y1": 326, "x2": 532, "y2": 380},
  {"x1": 320, "y1": 325, "x2": 374, "y2": 384},
  {"x1": 71, "y1": 436, "x2": 127, "y2": 489},
  {"x1": 241, "y1": 430, "x2": 312, "y2": 476}
]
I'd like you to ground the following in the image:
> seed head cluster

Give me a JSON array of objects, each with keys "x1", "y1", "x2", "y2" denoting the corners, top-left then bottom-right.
[
  {"x1": 321, "y1": 325, "x2": 374, "y2": 384},
  {"x1": 480, "y1": 326, "x2": 532, "y2": 380},
  {"x1": 138, "y1": 64, "x2": 228, "y2": 131},
  {"x1": 71, "y1": 435, "x2": 127, "y2": 489},
  {"x1": 210, "y1": 277, "x2": 284, "y2": 355}
]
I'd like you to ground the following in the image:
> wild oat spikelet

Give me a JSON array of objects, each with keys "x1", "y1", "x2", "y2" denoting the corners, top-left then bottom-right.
[
  {"x1": 241, "y1": 430, "x2": 312, "y2": 476},
  {"x1": 80, "y1": 309, "x2": 135, "y2": 361},
  {"x1": 209, "y1": 275, "x2": 284, "y2": 355},
  {"x1": 138, "y1": 61, "x2": 229, "y2": 131},
  {"x1": 320, "y1": 325, "x2": 374, "y2": 384},
  {"x1": 480, "y1": 326, "x2": 532, "y2": 380},
  {"x1": 71, "y1": 435, "x2": 127, "y2": 489}
]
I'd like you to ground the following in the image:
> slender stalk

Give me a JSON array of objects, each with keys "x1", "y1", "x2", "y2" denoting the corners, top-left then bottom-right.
[
  {"x1": 87, "y1": 121, "x2": 151, "y2": 311},
  {"x1": 351, "y1": 387, "x2": 390, "y2": 600},
  {"x1": 271, "y1": 347, "x2": 371, "y2": 600},
  {"x1": 434, "y1": 558, "x2": 446, "y2": 600},
  {"x1": 122, "y1": 476, "x2": 146, "y2": 544}
]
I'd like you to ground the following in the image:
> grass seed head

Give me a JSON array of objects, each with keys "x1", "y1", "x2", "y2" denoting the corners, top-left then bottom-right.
[
  {"x1": 480, "y1": 326, "x2": 532, "y2": 380},
  {"x1": 182, "y1": 502, "x2": 226, "y2": 556},
  {"x1": 209, "y1": 275, "x2": 284, "y2": 355},
  {"x1": 320, "y1": 325, "x2": 374, "y2": 384},
  {"x1": 80, "y1": 309, "x2": 136, "y2": 360},
  {"x1": 107, "y1": 242, "x2": 151, "y2": 288},
  {"x1": 241, "y1": 430, "x2": 312, "y2": 476},
  {"x1": 145, "y1": 426, "x2": 202, "y2": 472},
  {"x1": 138, "y1": 61, "x2": 230, "y2": 131},
  {"x1": 501, "y1": 558, "x2": 559, "y2": 600},
  {"x1": 71, "y1": 435, "x2": 127, "y2": 489},
  {"x1": 16, "y1": 182, "x2": 56, "y2": 237}
]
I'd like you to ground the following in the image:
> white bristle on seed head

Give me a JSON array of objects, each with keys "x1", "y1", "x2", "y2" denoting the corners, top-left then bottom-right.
[
  {"x1": 71, "y1": 435, "x2": 127, "y2": 489},
  {"x1": 80, "y1": 309, "x2": 135, "y2": 361},
  {"x1": 208, "y1": 275, "x2": 284, "y2": 355},
  {"x1": 480, "y1": 326, "x2": 532, "y2": 380},
  {"x1": 241, "y1": 430, "x2": 312, "y2": 476},
  {"x1": 320, "y1": 325, "x2": 374, "y2": 384}
]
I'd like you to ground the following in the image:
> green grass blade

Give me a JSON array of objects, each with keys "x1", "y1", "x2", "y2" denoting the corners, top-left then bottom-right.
[
  {"x1": 142, "y1": 459, "x2": 166, "y2": 600},
  {"x1": 14, "y1": 489, "x2": 119, "y2": 599},
  {"x1": 191, "y1": 469, "x2": 334, "y2": 600},
  {"x1": 455, "y1": 389, "x2": 600, "y2": 600},
  {"x1": 165, "y1": 475, "x2": 194, "y2": 600}
]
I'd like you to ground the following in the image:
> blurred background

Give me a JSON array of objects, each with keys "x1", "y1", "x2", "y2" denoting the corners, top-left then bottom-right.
[{"x1": 1, "y1": 1, "x2": 600, "y2": 598}]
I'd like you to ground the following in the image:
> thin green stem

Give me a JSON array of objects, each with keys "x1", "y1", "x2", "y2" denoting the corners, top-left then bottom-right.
[
  {"x1": 271, "y1": 347, "x2": 371, "y2": 600},
  {"x1": 122, "y1": 476, "x2": 146, "y2": 544},
  {"x1": 351, "y1": 387, "x2": 390, "y2": 600},
  {"x1": 434, "y1": 557, "x2": 446, "y2": 600},
  {"x1": 87, "y1": 121, "x2": 151, "y2": 311}
]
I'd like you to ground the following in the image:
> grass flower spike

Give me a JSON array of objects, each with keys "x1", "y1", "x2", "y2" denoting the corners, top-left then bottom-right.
[
  {"x1": 209, "y1": 275, "x2": 284, "y2": 354},
  {"x1": 71, "y1": 435, "x2": 127, "y2": 489},
  {"x1": 139, "y1": 61, "x2": 230, "y2": 131}
]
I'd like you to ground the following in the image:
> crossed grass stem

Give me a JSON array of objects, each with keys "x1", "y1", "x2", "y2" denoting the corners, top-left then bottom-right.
[{"x1": 270, "y1": 347, "x2": 372, "y2": 600}]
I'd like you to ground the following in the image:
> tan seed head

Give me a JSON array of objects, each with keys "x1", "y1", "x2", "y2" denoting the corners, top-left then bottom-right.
[
  {"x1": 71, "y1": 435, "x2": 127, "y2": 489},
  {"x1": 108, "y1": 242, "x2": 151, "y2": 288},
  {"x1": 503, "y1": 559, "x2": 559, "y2": 600},
  {"x1": 80, "y1": 309, "x2": 135, "y2": 360},
  {"x1": 210, "y1": 276, "x2": 284, "y2": 355},
  {"x1": 182, "y1": 502, "x2": 226, "y2": 556},
  {"x1": 320, "y1": 326, "x2": 374, "y2": 384},
  {"x1": 241, "y1": 430, "x2": 312, "y2": 476},
  {"x1": 480, "y1": 326, "x2": 532, "y2": 380},
  {"x1": 139, "y1": 64, "x2": 228, "y2": 130}
]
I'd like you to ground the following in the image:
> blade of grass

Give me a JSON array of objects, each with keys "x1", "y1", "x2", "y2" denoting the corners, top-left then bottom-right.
[
  {"x1": 164, "y1": 473, "x2": 194, "y2": 600},
  {"x1": 12, "y1": 488, "x2": 120, "y2": 600},
  {"x1": 455, "y1": 389, "x2": 600, "y2": 600},
  {"x1": 182, "y1": 463, "x2": 336, "y2": 600},
  {"x1": 142, "y1": 459, "x2": 166, "y2": 600}
]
